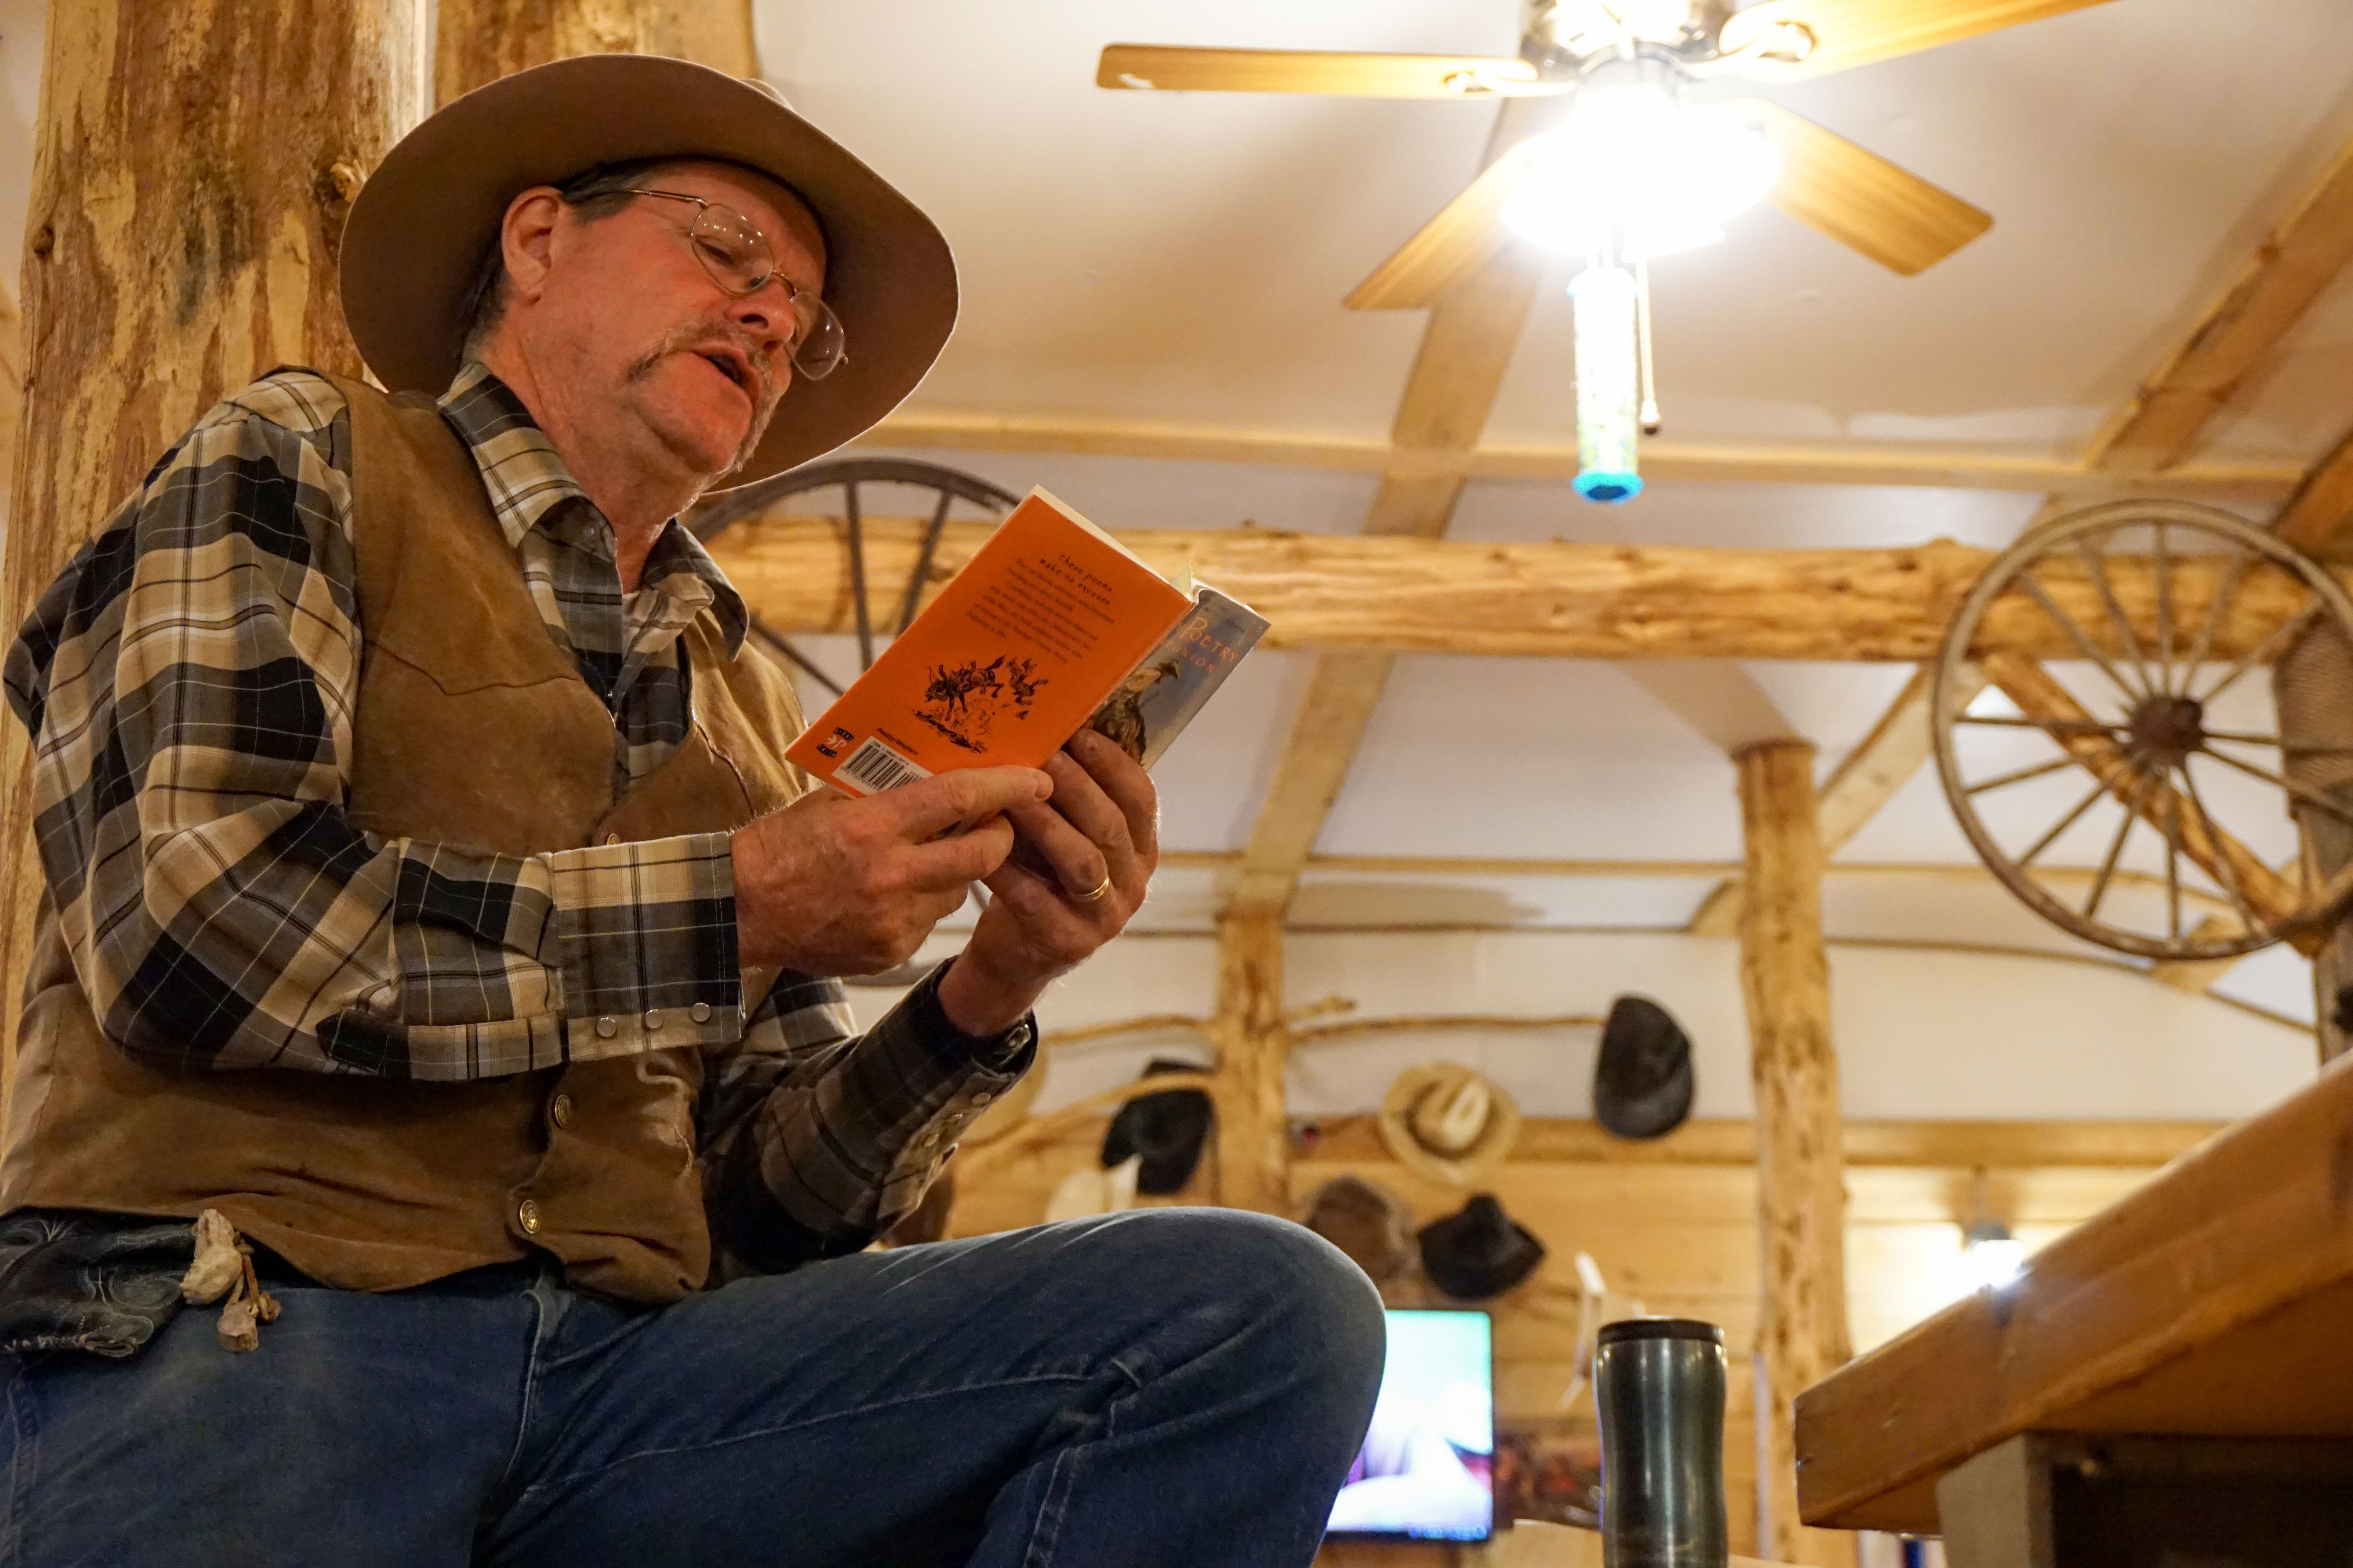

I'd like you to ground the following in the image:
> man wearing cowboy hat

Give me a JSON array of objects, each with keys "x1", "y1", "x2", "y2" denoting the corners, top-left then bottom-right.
[{"x1": 0, "y1": 56, "x2": 1380, "y2": 1566}]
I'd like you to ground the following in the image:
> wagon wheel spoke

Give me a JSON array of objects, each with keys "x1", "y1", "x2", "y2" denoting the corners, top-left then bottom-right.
[
  {"x1": 1964, "y1": 754, "x2": 2081, "y2": 796},
  {"x1": 2018, "y1": 777, "x2": 2110, "y2": 869},
  {"x1": 1956, "y1": 715, "x2": 2124, "y2": 735},
  {"x1": 2084, "y1": 764, "x2": 2155, "y2": 922},
  {"x1": 2196, "y1": 744, "x2": 2353, "y2": 833},
  {"x1": 2175, "y1": 758, "x2": 2262, "y2": 935},
  {"x1": 2078, "y1": 543, "x2": 2159, "y2": 701},
  {"x1": 2153, "y1": 521, "x2": 2178, "y2": 696},
  {"x1": 2179, "y1": 552, "x2": 2249, "y2": 677},
  {"x1": 2016, "y1": 569, "x2": 2148, "y2": 702},
  {"x1": 844, "y1": 479, "x2": 875, "y2": 670},
  {"x1": 2158, "y1": 777, "x2": 2183, "y2": 942},
  {"x1": 2195, "y1": 598, "x2": 2326, "y2": 710}
]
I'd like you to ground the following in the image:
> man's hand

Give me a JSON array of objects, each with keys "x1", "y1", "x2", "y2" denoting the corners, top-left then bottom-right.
[
  {"x1": 938, "y1": 729, "x2": 1159, "y2": 1036},
  {"x1": 732, "y1": 767, "x2": 1050, "y2": 976}
]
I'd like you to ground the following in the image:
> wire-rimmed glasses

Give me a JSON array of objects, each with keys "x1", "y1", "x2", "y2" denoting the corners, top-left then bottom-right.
[{"x1": 622, "y1": 188, "x2": 847, "y2": 380}]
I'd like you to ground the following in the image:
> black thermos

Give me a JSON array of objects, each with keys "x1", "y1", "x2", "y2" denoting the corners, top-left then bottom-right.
[{"x1": 1595, "y1": 1317, "x2": 1729, "y2": 1568}]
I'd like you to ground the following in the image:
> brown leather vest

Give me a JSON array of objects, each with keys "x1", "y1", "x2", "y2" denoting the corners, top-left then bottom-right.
[{"x1": 0, "y1": 376, "x2": 805, "y2": 1304}]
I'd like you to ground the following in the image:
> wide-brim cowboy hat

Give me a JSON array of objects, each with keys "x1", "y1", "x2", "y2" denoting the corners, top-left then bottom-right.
[
  {"x1": 1298, "y1": 1174, "x2": 1416, "y2": 1283},
  {"x1": 1100, "y1": 1059, "x2": 1213, "y2": 1197},
  {"x1": 1378, "y1": 1062, "x2": 1522, "y2": 1188},
  {"x1": 340, "y1": 54, "x2": 956, "y2": 487},
  {"x1": 1594, "y1": 995, "x2": 1695, "y2": 1141},
  {"x1": 1418, "y1": 1194, "x2": 1547, "y2": 1302}
]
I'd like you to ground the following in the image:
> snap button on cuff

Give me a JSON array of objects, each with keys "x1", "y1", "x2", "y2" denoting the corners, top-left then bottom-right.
[
  {"x1": 973, "y1": 1090, "x2": 993, "y2": 1105},
  {"x1": 643, "y1": 1008, "x2": 664, "y2": 1030},
  {"x1": 595, "y1": 1016, "x2": 618, "y2": 1039},
  {"x1": 689, "y1": 1002, "x2": 712, "y2": 1023}
]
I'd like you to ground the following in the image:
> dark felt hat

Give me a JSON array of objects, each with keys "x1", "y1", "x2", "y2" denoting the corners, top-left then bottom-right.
[
  {"x1": 1100, "y1": 1059, "x2": 1213, "y2": 1196},
  {"x1": 1594, "y1": 995, "x2": 1695, "y2": 1141},
  {"x1": 1418, "y1": 1194, "x2": 1546, "y2": 1302},
  {"x1": 340, "y1": 54, "x2": 957, "y2": 487},
  {"x1": 1299, "y1": 1175, "x2": 1415, "y2": 1282}
]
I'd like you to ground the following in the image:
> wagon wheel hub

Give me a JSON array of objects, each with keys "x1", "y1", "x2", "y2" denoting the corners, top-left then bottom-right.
[{"x1": 2128, "y1": 694, "x2": 2205, "y2": 769}]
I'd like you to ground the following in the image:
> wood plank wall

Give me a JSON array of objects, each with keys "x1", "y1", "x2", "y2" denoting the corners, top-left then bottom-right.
[{"x1": 944, "y1": 1114, "x2": 2208, "y2": 1565}]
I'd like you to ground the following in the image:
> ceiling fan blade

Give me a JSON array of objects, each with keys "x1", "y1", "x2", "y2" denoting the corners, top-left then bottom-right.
[
  {"x1": 1096, "y1": 45, "x2": 1553, "y2": 98},
  {"x1": 1343, "y1": 138, "x2": 1545, "y2": 310},
  {"x1": 1720, "y1": 0, "x2": 2122, "y2": 79},
  {"x1": 1746, "y1": 100, "x2": 1991, "y2": 274}
]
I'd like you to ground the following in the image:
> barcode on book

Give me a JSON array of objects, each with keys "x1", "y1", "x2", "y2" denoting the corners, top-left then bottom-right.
[{"x1": 835, "y1": 736, "x2": 931, "y2": 795}]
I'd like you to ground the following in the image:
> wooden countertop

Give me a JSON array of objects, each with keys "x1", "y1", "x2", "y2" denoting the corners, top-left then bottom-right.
[{"x1": 1794, "y1": 1051, "x2": 2353, "y2": 1533}]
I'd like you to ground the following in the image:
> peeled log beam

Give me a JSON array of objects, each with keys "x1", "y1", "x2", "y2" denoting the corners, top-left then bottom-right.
[
  {"x1": 707, "y1": 519, "x2": 2337, "y2": 663},
  {"x1": 436, "y1": 0, "x2": 755, "y2": 102},
  {"x1": 0, "y1": 0, "x2": 423, "y2": 1108},
  {"x1": 1737, "y1": 741, "x2": 1854, "y2": 1568}
]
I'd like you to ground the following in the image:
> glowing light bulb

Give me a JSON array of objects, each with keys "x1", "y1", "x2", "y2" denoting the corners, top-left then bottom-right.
[
  {"x1": 1959, "y1": 1221, "x2": 2027, "y2": 1293},
  {"x1": 1502, "y1": 80, "x2": 1781, "y2": 261}
]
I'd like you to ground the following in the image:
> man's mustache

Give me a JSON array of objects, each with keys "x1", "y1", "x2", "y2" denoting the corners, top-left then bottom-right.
[{"x1": 627, "y1": 323, "x2": 787, "y2": 473}]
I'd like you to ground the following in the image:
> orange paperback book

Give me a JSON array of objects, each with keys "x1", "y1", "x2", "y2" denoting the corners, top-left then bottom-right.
[{"x1": 786, "y1": 488, "x2": 1194, "y2": 795}]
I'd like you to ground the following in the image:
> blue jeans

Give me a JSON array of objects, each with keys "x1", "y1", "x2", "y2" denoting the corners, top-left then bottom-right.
[{"x1": 0, "y1": 1208, "x2": 1384, "y2": 1567}]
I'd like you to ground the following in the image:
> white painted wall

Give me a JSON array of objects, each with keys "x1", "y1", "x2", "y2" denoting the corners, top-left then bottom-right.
[{"x1": 861, "y1": 926, "x2": 2318, "y2": 1126}]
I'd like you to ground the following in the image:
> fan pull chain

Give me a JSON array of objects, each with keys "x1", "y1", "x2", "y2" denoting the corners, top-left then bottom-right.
[{"x1": 1636, "y1": 257, "x2": 1662, "y2": 436}]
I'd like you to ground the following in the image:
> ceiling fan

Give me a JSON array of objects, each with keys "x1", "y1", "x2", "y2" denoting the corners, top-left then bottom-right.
[
  {"x1": 1100, "y1": 0, "x2": 2122, "y2": 302},
  {"x1": 1097, "y1": 0, "x2": 2118, "y2": 500}
]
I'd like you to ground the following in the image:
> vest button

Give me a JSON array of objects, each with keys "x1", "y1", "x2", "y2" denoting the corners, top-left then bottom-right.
[
  {"x1": 643, "y1": 1008, "x2": 664, "y2": 1030},
  {"x1": 595, "y1": 1016, "x2": 618, "y2": 1039},
  {"x1": 550, "y1": 1093, "x2": 574, "y2": 1130},
  {"x1": 516, "y1": 1199, "x2": 543, "y2": 1236},
  {"x1": 689, "y1": 1002, "x2": 712, "y2": 1023},
  {"x1": 973, "y1": 1090, "x2": 993, "y2": 1105}
]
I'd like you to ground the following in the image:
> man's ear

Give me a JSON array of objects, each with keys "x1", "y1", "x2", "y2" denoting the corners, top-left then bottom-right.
[{"x1": 500, "y1": 187, "x2": 565, "y2": 305}]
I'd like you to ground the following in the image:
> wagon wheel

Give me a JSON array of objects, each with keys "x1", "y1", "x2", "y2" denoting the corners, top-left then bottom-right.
[
  {"x1": 690, "y1": 458, "x2": 1024, "y2": 983},
  {"x1": 689, "y1": 456, "x2": 1023, "y2": 689},
  {"x1": 1930, "y1": 501, "x2": 2353, "y2": 963}
]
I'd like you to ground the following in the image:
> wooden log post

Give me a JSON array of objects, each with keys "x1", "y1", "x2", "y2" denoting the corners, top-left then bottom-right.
[
  {"x1": 1735, "y1": 740, "x2": 1855, "y2": 1568},
  {"x1": 0, "y1": 0, "x2": 425, "y2": 1112},
  {"x1": 1211, "y1": 908, "x2": 1291, "y2": 1214},
  {"x1": 437, "y1": 0, "x2": 757, "y2": 103}
]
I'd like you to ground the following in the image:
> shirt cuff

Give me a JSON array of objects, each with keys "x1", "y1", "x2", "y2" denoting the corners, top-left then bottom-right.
[
  {"x1": 907, "y1": 957, "x2": 1037, "y2": 1072},
  {"x1": 546, "y1": 830, "x2": 742, "y2": 1061}
]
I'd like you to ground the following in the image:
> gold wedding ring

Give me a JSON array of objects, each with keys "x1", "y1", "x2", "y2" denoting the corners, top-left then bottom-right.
[{"x1": 1075, "y1": 874, "x2": 1114, "y2": 903}]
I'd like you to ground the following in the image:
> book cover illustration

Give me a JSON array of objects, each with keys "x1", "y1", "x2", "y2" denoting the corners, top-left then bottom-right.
[
  {"x1": 785, "y1": 488, "x2": 1194, "y2": 796},
  {"x1": 1089, "y1": 587, "x2": 1270, "y2": 770}
]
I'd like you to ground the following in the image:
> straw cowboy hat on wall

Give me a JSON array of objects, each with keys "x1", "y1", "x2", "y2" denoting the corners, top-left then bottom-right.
[{"x1": 1378, "y1": 1063, "x2": 1522, "y2": 1187}]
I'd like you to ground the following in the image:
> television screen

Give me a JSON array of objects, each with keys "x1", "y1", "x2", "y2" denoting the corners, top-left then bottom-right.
[{"x1": 1327, "y1": 1308, "x2": 1494, "y2": 1542}]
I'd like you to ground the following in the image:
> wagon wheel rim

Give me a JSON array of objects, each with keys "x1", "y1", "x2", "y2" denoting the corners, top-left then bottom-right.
[
  {"x1": 1931, "y1": 500, "x2": 2353, "y2": 963},
  {"x1": 689, "y1": 457, "x2": 1024, "y2": 683}
]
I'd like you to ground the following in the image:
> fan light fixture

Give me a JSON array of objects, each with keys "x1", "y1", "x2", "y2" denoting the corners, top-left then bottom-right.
[
  {"x1": 1500, "y1": 72, "x2": 1780, "y2": 262},
  {"x1": 1503, "y1": 58, "x2": 1780, "y2": 505}
]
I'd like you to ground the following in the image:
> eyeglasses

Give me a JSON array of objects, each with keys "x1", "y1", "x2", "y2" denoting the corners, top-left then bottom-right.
[{"x1": 620, "y1": 188, "x2": 847, "y2": 380}]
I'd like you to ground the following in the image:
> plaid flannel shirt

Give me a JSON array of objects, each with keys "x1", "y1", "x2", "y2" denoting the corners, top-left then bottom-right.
[{"x1": 0, "y1": 365, "x2": 1030, "y2": 1343}]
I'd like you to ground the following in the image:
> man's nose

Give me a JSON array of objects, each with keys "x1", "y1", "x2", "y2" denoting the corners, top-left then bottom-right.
[{"x1": 726, "y1": 291, "x2": 792, "y2": 363}]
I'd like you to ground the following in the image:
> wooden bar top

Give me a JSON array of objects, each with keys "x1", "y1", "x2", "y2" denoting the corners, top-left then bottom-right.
[{"x1": 1794, "y1": 1052, "x2": 2353, "y2": 1534}]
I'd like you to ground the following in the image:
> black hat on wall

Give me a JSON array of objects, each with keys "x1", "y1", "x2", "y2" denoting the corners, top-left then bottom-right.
[
  {"x1": 1100, "y1": 1059, "x2": 1213, "y2": 1196},
  {"x1": 1594, "y1": 995, "x2": 1695, "y2": 1141},
  {"x1": 1417, "y1": 1194, "x2": 1546, "y2": 1301}
]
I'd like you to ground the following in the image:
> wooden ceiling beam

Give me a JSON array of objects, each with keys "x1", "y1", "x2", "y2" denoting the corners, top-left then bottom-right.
[
  {"x1": 2086, "y1": 134, "x2": 2353, "y2": 475},
  {"x1": 711, "y1": 523, "x2": 2338, "y2": 664},
  {"x1": 856, "y1": 411, "x2": 2299, "y2": 501}
]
